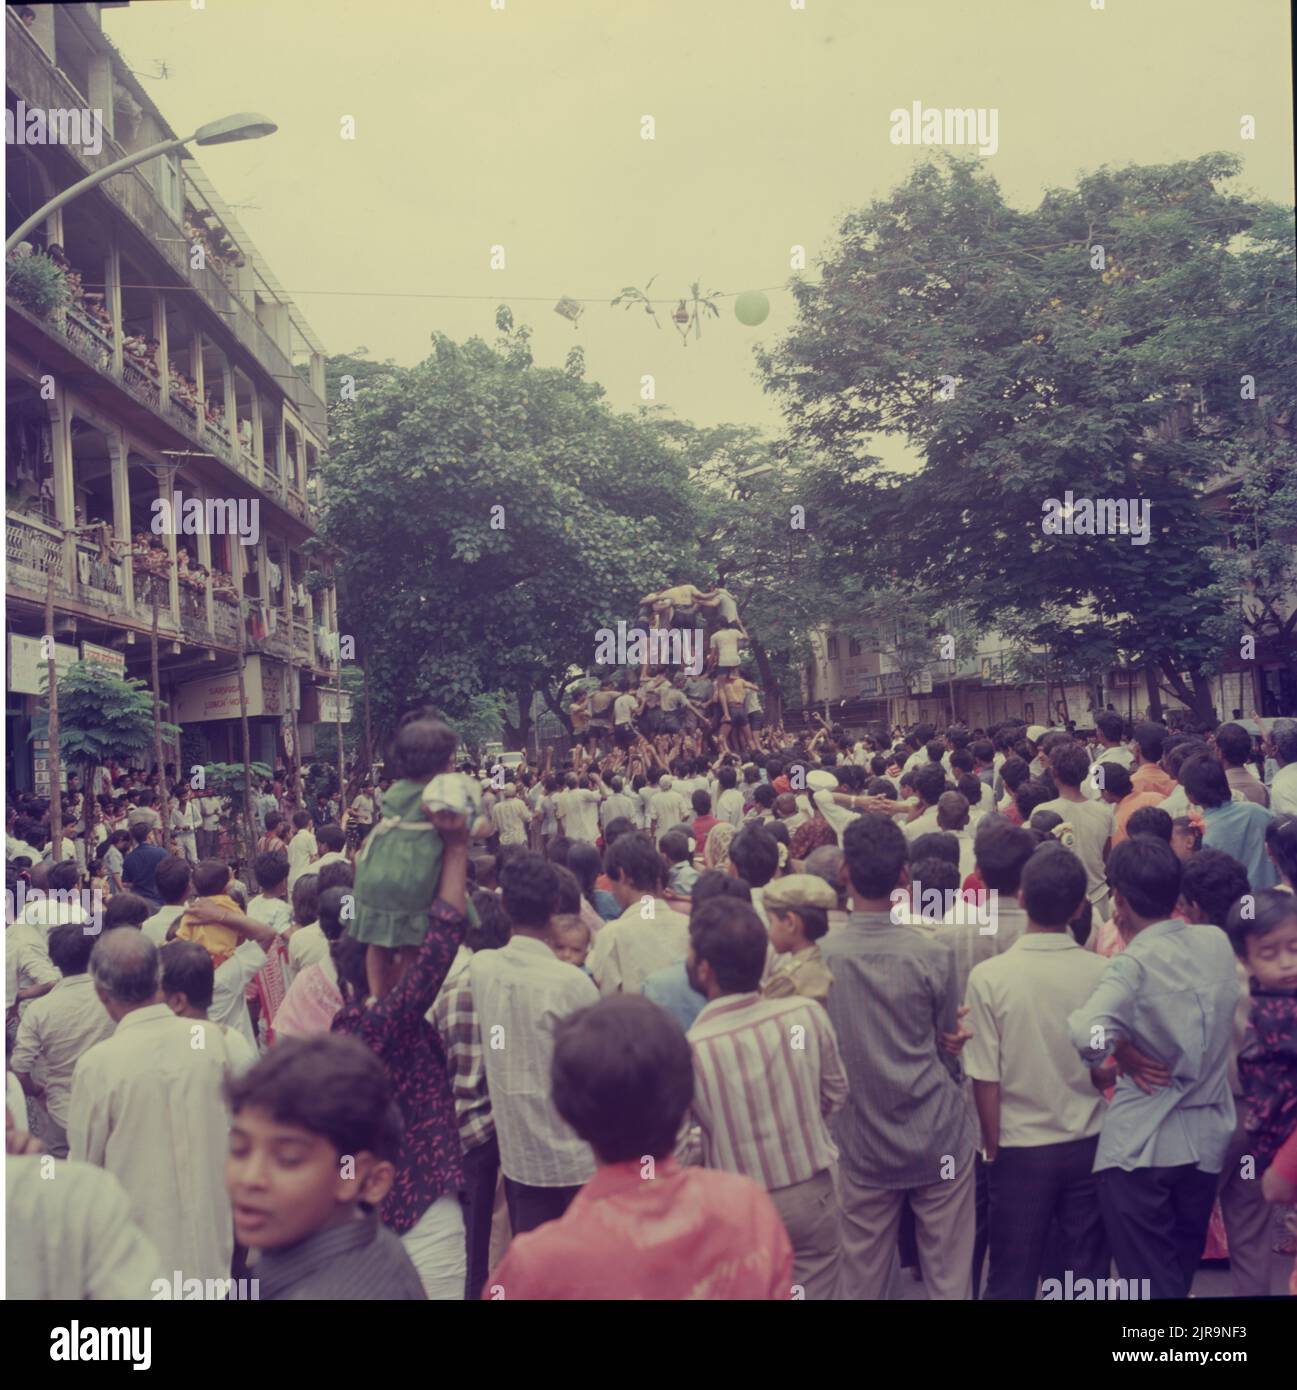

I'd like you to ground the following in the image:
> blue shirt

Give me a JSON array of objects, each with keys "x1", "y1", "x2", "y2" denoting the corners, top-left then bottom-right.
[
  {"x1": 1069, "y1": 919, "x2": 1239, "y2": 1174},
  {"x1": 121, "y1": 843, "x2": 167, "y2": 906},
  {"x1": 642, "y1": 960, "x2": 706, "y2": 1034},
  {"x1": 592, "y1": 888, "x2": 621, "y2": 923},
  {"x1": 1200, "y1": 801, "x2": 1277, "y2": 891}
]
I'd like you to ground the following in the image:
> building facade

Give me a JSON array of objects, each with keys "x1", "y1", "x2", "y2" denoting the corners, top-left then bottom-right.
[{"x1": 6, "y1": 2, "x2": 347, "y2": 791}]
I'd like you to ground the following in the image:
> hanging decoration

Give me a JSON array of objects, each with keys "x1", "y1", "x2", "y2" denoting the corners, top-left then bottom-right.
[{"x1": 734, "y1": 290, "x2": 770, "y2": 326}]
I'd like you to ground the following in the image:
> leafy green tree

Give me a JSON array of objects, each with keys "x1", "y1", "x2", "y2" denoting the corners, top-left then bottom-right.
[
  {"x1": 318, "y1": 310, "x2": 701, "y2": 749},
  {"x1": 762, "y1": 153, "x2": 1295, "y2": 719},
  {"x1": 30, "y1": 662, "x2": 177, "y2": 844}
]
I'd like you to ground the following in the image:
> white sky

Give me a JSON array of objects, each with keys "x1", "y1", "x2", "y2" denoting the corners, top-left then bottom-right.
[{"x1": 105, "y1": 0, "x2": 1295, "y2": 475}]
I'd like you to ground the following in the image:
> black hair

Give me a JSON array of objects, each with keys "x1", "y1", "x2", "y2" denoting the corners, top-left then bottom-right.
[
  {"x1": 1179, "y1": 849, "x2": 1251, "y2": 927},
  {"x1": 1020, "y1": 844, "x2": 1087, "y2": 927},
  {"x1": 130, "y1": 821, "x2": 152, "y2": 845},
  {"x1": 659, "y1": 830, "x2": 692, "y2": 864},
  {"x1": 565, "y1": 841, "x2": 602, "y2": 901},
  {"x1": 1178, "y1": 753, "x2": 1230, "y2": 810},
  {"x1": 911, "y1": 831, "x2": 960, "y2": 867},
  {"x1": 390, "y1": 716, "x2": 457, "y2": 782},
  {"x1": 691, "y1": 869, "x2": 751, "y2": 906},
  {"x1": 103, "y1": 893, "x2": 151, "y2": 929},
  {"x1": 317, "y1": 886, "x2": 350, "y2": 941},
  {"x1": 318, "y1": 859, "x2": 354, "y2": 893},
  {"x1": 253, "y1": 851, "x2": 289, "y2": 890},
  {"x1": 1000, "y1": 756, "x2": 1031, "y2": 793},
  {"x1": 291, "y1": 809, "x2": 312, "y2": 830},
  {"x1": 1224, "y1": 887, "x2": 1297, "y2": 961},
  {"x1": 292, "y1": 873, "x2": 320, "y2": 927},
  {"x1": 161, "y1": 939, "x2": 215, "y2": 1009},
  {"x1": 1099, "y1": 763, "x2": 1134, "y2": 799},
  {"x1": 317, "y1": 825, "x2": 346, "y2": 853},
  {"x1": 1096, "y1": 711, "x2": 1125, "y2": 743},
  {"x1": 546, "y1": 835, "x2": 572, "y2": 866},
  {"x1": 1132, "y1": 721, "x2": 1167, "y2": 763},
  {"x1": 688, "y1": 897, "x2": 767, "y2": 992},
  {"x1": 1107, "y1": 836, "x2": 1182, "y2": 920},
  {"x1": 605, "y1": 831, "x2": 666, "y2": 892},
  {"x1": 153, "y1": 855, "x2": 192, "y2": 905},
  {"x1": 48, "y1": 859, "x2": 79, "y2": 892},
  {"x1": 265, "y1": 812, "x2": 283, "y2": 834},
  {"x1": 1049, "y1": 740, "x2": 1090, "y2": 789},
  {"x1": 717, "y1": 766, "x2": 737, "y2": 790},
  {"x1": 1264, "y1": 815, "x2": 1297, "y2": 885},
  {"x1": 970, "y1": 739, "x2": 994, "y2": 765},
  {"x1": 48, "y1": 920, "x2": 95, "y2": 975},
  {"x1": 602, "y1": 817, "x2": 635, "y2": 849},
  {"x1": 867, "y1": 777, "x2": 898, "y2": 800},
  {"x1": 955, "y1": 774, "x2": 984, "y2": 808},
  {"x1": 691, "y1": 789, "x2": 712, "y2": 815},
  {"x1": 193, "y1": 858, "x2": 231, "y2": 896},
  {"x1": 728, "y1": 824, "x2": 779, "y2": 889},
  {"x1": 842, "y1": 814, "x2": 908, "y2": 898},
  {"x1": 1125, "y1": 805, "x2": 1173, "y2": 843},
  {"x1": 972, "y1": 820, "x2": 1034, "y2": 893},
  {"x1": 949, "y1": 749, "x2": 975, "y2": 777},
  {"x1": 500, "y1": 851, "x2": 560, "y2": 928},
  {"x1": 1014, "y1": 778, "x2": 1055, "y2": 822},
  {"x1": 551, "y1": 996, "x2": 694, "y2": 1163},
  {"x1": 914, "y1": 765, "x2": 947, "y2": 806},
  {"x1": 1214, "y1": 723, "x2": 1252, "y2": 766},
  {"x1": 467, "y1": 888, "x2": 512, "y2": 951},
  {"x1": 909, "y1": 857, "x2": 960, "y2": 918},
  {"x1": 752, "y1": 782, "x2": 776, "y2": 810},
  {"x1": 227, "y1": 1035, "x2": 403, "y2": 1162}
]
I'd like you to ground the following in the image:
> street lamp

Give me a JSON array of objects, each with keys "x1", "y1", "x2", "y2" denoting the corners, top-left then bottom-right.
[{"x1": 6, "y1": 113, "x2": 277, "y2": 252}]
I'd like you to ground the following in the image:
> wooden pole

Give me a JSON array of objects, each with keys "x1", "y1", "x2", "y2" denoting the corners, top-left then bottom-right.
[
  {"x1": 150, "y1": 586, "x2": 171, "y2": 850},
  {"x1": 288, "y1": 665, "x2": 303, "y2": 807},
  {"x1": 335, "y1": 646, "x2": 346, "y2": 797},
  {"x1": 45, "y1": 555, "x2": 63, "y2": 862},
  {"x1": 236, "y1": 597, "x2": 256, "y2": 861},
  {"x1": 361, "y1": 644, "x2": 374, "y2": 784}
]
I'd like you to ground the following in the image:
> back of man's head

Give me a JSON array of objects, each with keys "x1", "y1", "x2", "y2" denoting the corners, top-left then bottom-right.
[
  {"x1": 500, "y1": 852, "x2": 560, "y2": 929},
  {"x1": 728, "y1": 824, "x2": 779, "y2": 889},
  {"x1": 1214, "y1": 723, "x2": 1253, "y2": 768},
  {"x1": 1019, "y1": 845, "x2": 1087, "y2": 927},
  {"x1": 155, "y1": 855, "x2": 192, "y2": 906},
  {"x1": 1107, "y1": 836, "x2": 1182, "y2": 922},
  {"x1": 552, "y1": 996, "x2": 694, "y2": 1164},
  {"x1": 841, "y1": 814, "x2": 908, "y2": 899},
  {"x1": 914, "y1": 765, "x2": 947, "y2": 807},
  {"x1": 973, "y1": 820, "x2": 1035, "y2": 893},
  {"x1": 90, "y1": 927, "x2": 160, "y2": 1005},
  {"x1": 688, "y1": 897, "x2": 767, "y2": 994}
]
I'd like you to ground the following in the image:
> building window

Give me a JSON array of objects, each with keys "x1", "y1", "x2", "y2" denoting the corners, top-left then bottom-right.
[
  {"x1": 159, "y1": 156, "x2": 181, "y2": 219},
  {"x1": 826, "y1": 636, "x2": 839, "y2": 661},
  {"x1": 848, "y1": 637, "x2": 862, "y2": 657}
]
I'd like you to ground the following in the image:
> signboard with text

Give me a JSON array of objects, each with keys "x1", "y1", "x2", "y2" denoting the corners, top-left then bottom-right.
[{"x1": 7, "y1": 634, "x2": 78, "y2": 695}]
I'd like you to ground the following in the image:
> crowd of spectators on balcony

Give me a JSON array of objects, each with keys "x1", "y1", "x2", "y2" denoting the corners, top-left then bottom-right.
[{"x1": 183, "y1": 208, "x2": 245, "y2": 283}]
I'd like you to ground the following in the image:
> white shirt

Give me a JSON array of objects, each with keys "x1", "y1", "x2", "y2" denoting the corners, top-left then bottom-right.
[
  {"x1": 248, "y1": 893, "x2": 293, "y2": 937},
  {"x1": 589, "y1": 899, "x2": 691, "y2": 998},
  {"x1": 142, "y1": 903, "x2": 186, "y2": 947},
  {"x1": 198, "y1": 797, "x2": 222, "y2": 832},
  {"x1": 1271, "y1": 762, "x2": 1297, "y2": 817},
  {"x1": 286, "y1": 828, "x2": 317, "y2": 889},
  {"x1": 313, "y1": 850, "x2": 349, "y2": 873},
  {"x1": 710, "y1": 629, "x2": 741, "y2": 667},
  {"x1": 964, "y1": 933, "x2": 1109, "y2": 1147},
  {"x1": 648, "y1": 789, "x2": 688, "y2": 839},
  {"x1": 559, "y1": 788, "x2": 601, "y2": 844},
  {"x1": 468, "y1": 936, "x2": 599, "y2": 1186},
  {"x1": 1035, "y1": 796, "x2": 1115, "y2": 905},
  {"x1": 1083, "y1": 744, "x2": 1134, "y2": 801},
  {"x1": 11, "y1": 973, "x2": 115, "y2": 1126},
  {"x1": 288, "y1": 921, "x2": 328, "y2": 976},
  {"x1": 902, "y1": 805, "x2": 942, "y2": 841},
  {"x1": 10, "y1": 899, "x2": 89, "y2": 1014},
  {"x1": 209, "y1": 939, "x2": 267, "y2": 1049},
  {"x1": 69, "y1": 1004, "x2": 235, "y2": 1283},
  {"x1": 491, "y1": 797, "x2": 531, "y2": 846},
  {"x1": 600, "y1": 792, "x2": 639, "y2": 829},
  {"x1": 715, "y1": 787, "x2": 745, "y2": 829},
  {"x1": 613, "y1": 693, "x2": 637, "y2": 726},
  {"x1": 6, "y1": 1156, "x2": 162, "y2": 1299}
]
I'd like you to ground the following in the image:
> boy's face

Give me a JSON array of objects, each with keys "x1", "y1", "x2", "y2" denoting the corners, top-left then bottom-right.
[
  {"x1": 1245, "y1": 917, "x2": 1297, "y2": 992},
  {"x1": 768, "y1": 908, "x2": 802, "y2": 955},
  {"x1": 226, "y1": 1105, "x2": 393, "y2": 1250},
  {"x1": 552, "y1": 925, "x2": 590, "y2": 968},
  {"x1": 1170, "y1": 825, "x2": 1197, "y2": 862}
]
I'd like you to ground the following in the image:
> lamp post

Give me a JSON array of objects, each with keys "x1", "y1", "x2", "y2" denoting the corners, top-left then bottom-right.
[{"x1": 6, "y1": 113, "x2": 277, "y2": 254}]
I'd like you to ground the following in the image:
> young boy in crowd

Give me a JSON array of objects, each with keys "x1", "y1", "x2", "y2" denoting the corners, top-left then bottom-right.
[
  {"x1": 225, "y1": 1035, "x2": 426, "y2": 1299},
  {"x1": 660, "y1": 829, "x2": 700, "y2": 897},
  {"x1": 762, "y1": 873, "x2": 837, "y2": 1005},
  {"x1": 550, "y1": 914, "x2": 593, "y2": 975},
  {"x1": 484, "y1": 995, "x2": 793, "y2": 1299},
  {"x1": 176, "y1": 859, "x2": 244, "y2": 967}
]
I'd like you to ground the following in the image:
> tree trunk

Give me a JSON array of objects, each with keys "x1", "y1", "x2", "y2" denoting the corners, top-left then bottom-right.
[
  {"x1": 1143, "y1": 666, "x2": 1163, "y2": 723},
  {"x1": 236, "y1": 599, "x2": 256, "y2": 862},
  {"x1": 750, "y1": 635, "x2": 782, "y2": 727},
  {"x1": 151, "y1": 592, "x2": 172, "y2": 851},
  {"x1": 512, "y1": 684, "x2": 533, "y2": 754},
  {"x1": 44, "y1": 561, "x2": 63, "y2": 861},
  {"x1": 361, "y1": 647, "x2": 375, "y2": 777}
]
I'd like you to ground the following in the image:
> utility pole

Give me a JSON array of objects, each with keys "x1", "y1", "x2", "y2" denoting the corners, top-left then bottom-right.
[
  {"x1": 44, "y1": 553, "x2": 63, "y2": 862},
  {"x1": 150, "y1": 582, "x2": 172, "y2": 849},
  {"x1": 236, "y1": 595, "x2": 256, "y2": 858}
]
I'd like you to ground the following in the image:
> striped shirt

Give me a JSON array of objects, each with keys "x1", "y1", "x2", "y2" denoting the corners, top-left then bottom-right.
[
  {"x1": 821, "y1": 912, "x2": 976, "y2": 1188},
  {"x1": 467, "y1": 935, "x2": 599, "y2": 1187},
  {"x1": 687, "y1": 991, "x2": 847, "y2": 1192}
]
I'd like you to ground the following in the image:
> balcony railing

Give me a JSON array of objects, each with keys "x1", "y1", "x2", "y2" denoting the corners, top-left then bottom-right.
[
  {"x1": 60, "y1": 304, "x2": 114, "y2": 371},
  {"x1": 179, "y1": 582, "x2": 210, "y2": 639},
  {"x1": 292, "y1": 619, "x2": 312, "y2": 661},
  {"x1": 212, "y1": 593, "x2": 240, "y2": 642},
  {"x1": 74, "y1": 540, "x2": 126, "y2": 612},
  {"x1": 6, "y1": 511, "x2": 63, "y2": 589},
  {"x1": 133, "y1": 571, "x2": 172, "y2": 616},
  {"x1": 122, "y1": 358, "x2": 162, "y2": 410},
  {"x1": 169, "y1": 393, "x2": 199, "y2": 431}
]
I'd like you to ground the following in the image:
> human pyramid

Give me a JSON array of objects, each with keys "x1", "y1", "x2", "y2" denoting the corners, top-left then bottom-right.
[{"x1": 566, "y1": 581, "x2": 770, "y2": 772}]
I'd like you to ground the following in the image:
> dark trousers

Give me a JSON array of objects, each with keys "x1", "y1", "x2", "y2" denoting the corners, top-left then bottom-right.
[
  {"x1": 460, "y1": 1135, "x2": 499, "y2": 1301},
  {"x1": 986, "y1": 1136, "x2": 1108, "y2": 1300},
  {"x1": 1096, "y1": 1163, "x2": 1218, "y2": 1300},
  {"x1": 503, "y1": 1176, "x2": 582, "y2": 1236}
]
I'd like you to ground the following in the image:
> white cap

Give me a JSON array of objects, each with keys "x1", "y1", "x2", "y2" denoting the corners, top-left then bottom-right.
[{"x1": 806, "y1": 769, "x2": 839, "y2": 791}]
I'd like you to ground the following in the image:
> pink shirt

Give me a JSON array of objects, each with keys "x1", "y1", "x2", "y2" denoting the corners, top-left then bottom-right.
[{"x1": 485, "y1": 1157, "x2": 793, "y2": 1300}]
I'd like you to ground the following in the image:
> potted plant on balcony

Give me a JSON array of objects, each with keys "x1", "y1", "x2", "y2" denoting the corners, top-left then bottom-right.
[{"x1": 5, "y1": 249, "x2": 71, "y2": 319}]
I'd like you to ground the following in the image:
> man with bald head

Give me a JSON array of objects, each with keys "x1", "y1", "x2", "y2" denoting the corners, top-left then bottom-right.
[{"x1": 68, "y1": 928, "x2": 236, "y2": 1288}]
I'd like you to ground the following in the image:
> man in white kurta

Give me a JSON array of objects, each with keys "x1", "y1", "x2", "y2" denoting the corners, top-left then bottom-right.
[{"x1": 68, "y1": 928, "x2": 235, "y2": 1285}]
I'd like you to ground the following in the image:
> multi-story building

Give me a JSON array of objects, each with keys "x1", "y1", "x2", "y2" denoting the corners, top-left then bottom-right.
[{"x1": 6, "y1": 2, "x2": 347, "y2": 791}]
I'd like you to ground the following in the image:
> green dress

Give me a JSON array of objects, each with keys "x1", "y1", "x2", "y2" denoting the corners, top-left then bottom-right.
[{"x1": 348, "y1": 778, "x2": 475, "y2": 948}]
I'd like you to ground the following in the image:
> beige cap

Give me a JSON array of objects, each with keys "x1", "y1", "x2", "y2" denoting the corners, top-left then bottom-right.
[{"x1": 762, "y1": 873, "x2": 839, "y2": 914}]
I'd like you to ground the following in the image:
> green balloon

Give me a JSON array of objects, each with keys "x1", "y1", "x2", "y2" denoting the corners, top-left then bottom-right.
[{"x1": 734, "y1": 291, "x2": 770, "y2": 326}]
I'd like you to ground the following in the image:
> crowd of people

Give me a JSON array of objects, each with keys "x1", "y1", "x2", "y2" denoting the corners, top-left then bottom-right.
[{"x1": 6, "y1": 705, "x2": 1297, "y2": 1301}]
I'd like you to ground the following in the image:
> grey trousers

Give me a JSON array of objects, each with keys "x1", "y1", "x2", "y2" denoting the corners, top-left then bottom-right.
[
  {"x1": 767, "y1": 1168, "x2": 841, "y2": 1300},
  {"x1": 838, "y1": 1155, "x2": 976, "y2": 1300},
  {"x1": 1216, "y1": 1100, "x2": 1275, "y2": 1296}
]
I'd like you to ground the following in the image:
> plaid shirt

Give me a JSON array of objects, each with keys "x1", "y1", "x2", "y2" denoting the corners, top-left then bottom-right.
[{"x1": 433, "y1": 971, "x2": 495, "y2": 1153}]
